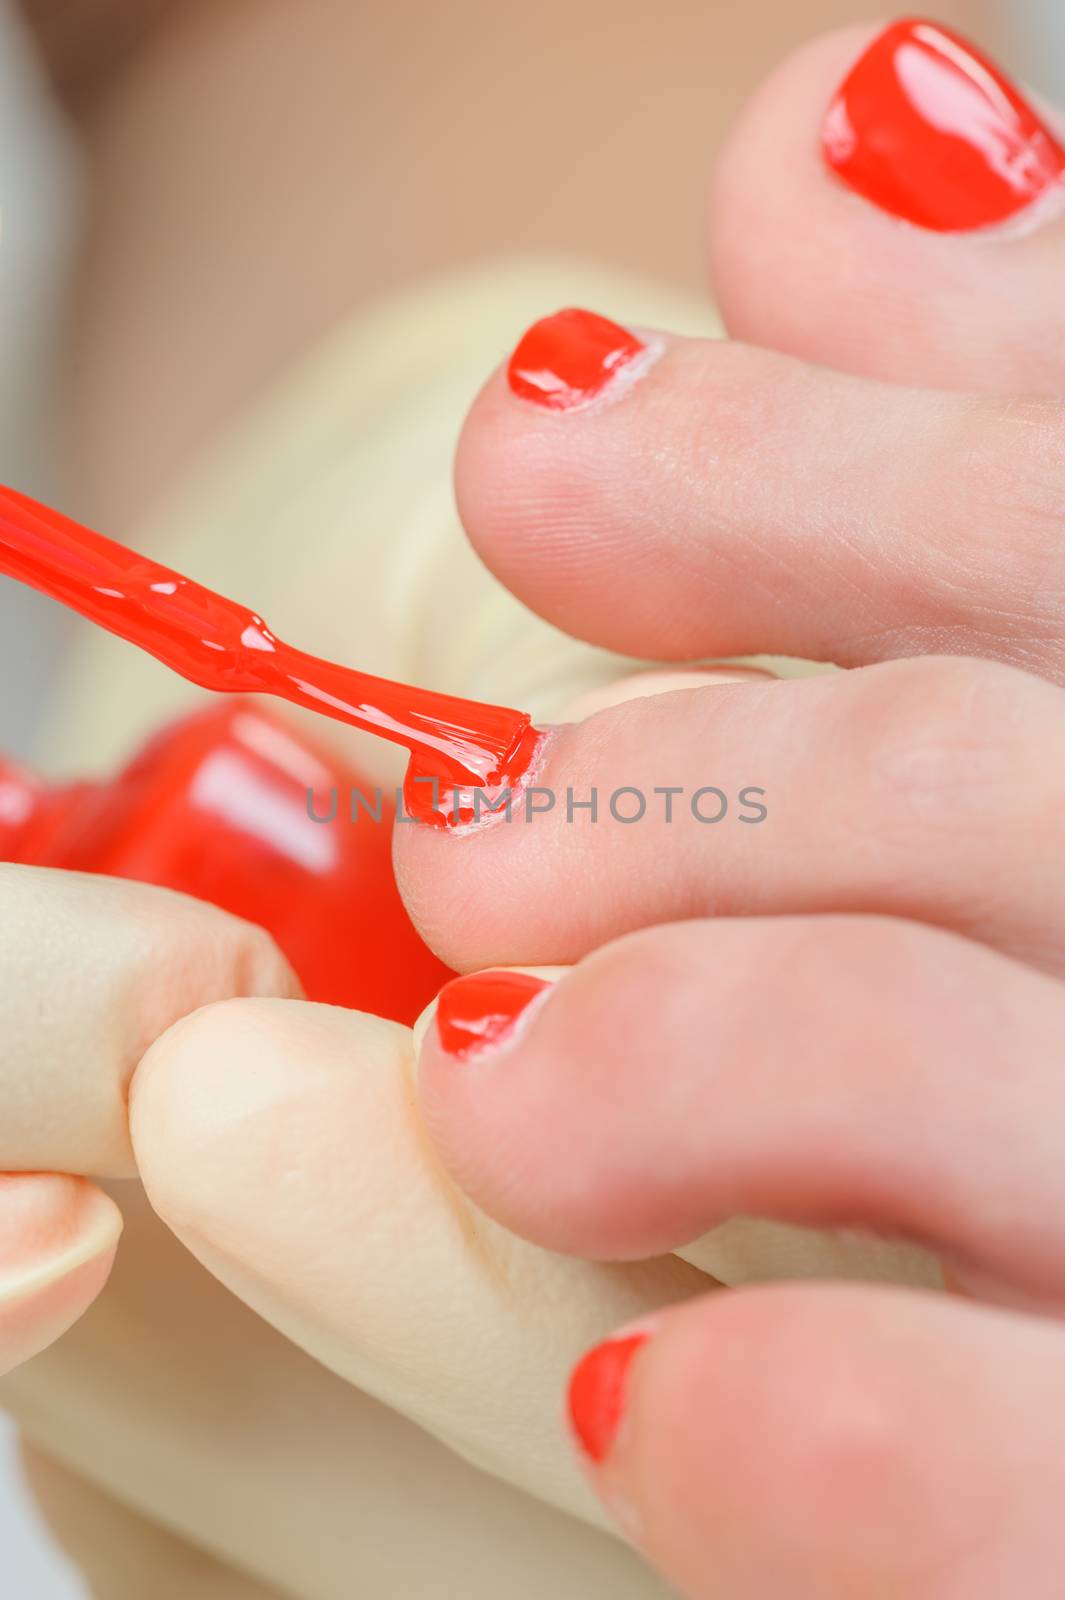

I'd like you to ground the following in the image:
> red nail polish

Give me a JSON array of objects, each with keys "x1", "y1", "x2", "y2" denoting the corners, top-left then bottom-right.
[
  {"x1": 435, "y1": 969, "x2": 550, "y2": 1059},
  {"x1": 0, "y1": 486, "x2": 542, "y2": 830},
  {"x1": 568, "y1": 1332, "x2": 650, "y2": 1465},
  {"x1": 507, "y1": 308, "x2": 646, "y2": 410},
  {"x1": 0, "y1": 703, "x2": 452, "y2": 1023},
  {"x1": 823, "y1": 19, "x2": 1065, "y2": 231}
]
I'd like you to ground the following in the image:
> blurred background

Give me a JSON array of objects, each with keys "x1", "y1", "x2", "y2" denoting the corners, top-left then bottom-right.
[{"x1": 1, "y1": 0, "x2": 1063, "y2": 1592}]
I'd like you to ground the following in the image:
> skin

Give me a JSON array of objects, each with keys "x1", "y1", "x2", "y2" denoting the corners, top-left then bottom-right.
[
  {"x1": 401, "y1": 23, "x2": 1065, "y2": 1596},
  {"x1": 0, "y1": 865, "x2": 298, "y2": 1383},
  {"x1": 18, "y1": 0, "x2": 989, "y2": 533},
  {"x1": 0, "y1": 1177, "x2": 119, "y2": 1379},
  {"x1": 16, "y1": 3, "x2": 1065, "y2": 1597}
]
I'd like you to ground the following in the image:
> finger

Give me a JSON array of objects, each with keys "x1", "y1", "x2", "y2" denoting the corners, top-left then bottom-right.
[
  {"x1": 0, "y1": 1174, "x2": 121, "y2": 1374},
  {"x1": 6, "y1": 1190, "x2": 668, "y2": 1600},
  {"x1": 129, "y1": 996, "x2": 708, "y2": 1527},
  {"x1": 711, "y1": 21, "x2": 1065, "y2": 393},
  {"x1": 0, "y1": 864, "x2": 300, "y2": 1177},
  {"x1": 568, "y1": 1285, "x2": 1065, "y2": 1600},
  {"x1": 456, "y1": 320, "x2": 1065, "y2": 675},
  {"x1": 417, "y1": 915, "x2": 1065, "y2": 1312},
  {"x1": 395, "y1": 655, "x2": 1065, "y2": 977}
]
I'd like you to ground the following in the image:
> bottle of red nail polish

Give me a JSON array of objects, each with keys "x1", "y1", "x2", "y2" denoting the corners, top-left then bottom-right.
[{"x1": 0, "y1": 701, "x2": 450, "y2": 1022}]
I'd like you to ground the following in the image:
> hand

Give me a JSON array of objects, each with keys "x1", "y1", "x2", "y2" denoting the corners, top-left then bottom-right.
[{"x1": 0, "y1": 864, "x2": 296, "y2": 1379}]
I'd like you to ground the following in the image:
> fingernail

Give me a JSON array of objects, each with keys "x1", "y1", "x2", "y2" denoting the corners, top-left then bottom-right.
[
  {"x1": 507, "y1": 308, "x2": 647, "y2": 410},
  {"x1": 823, "y1": 19, "x2": 1065, "y2": 232},
  {"x1": 568, "y1": 1331, "x2": 651, "y2": 1465},
  {"x1": 435, "y1": 970, "x2": 551, "y2": 1059},
  {"x1": 0, "y1": 1223, "x2": 121, "y2": 1306}
]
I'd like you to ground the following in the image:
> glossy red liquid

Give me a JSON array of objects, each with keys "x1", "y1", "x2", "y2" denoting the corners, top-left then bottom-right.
[
  {"x1": 434, "y1": 970, "x2": 550, "y2": 1059},
  {"x1": 568, "y1": 1332, "x2": 650, "y2": 1465},
  {"x1": 0, "y1": 702, "x2": 452, "y2": 1022},
  {"x1": 823, "y1": 19, "x2": 1065, "y2": 232},
  {"x1": 507, "y1": 308, "x2": 646, "y2": 410},
  {"x1": 0, "y1": 485, "x2": 541, "y2": 826}
]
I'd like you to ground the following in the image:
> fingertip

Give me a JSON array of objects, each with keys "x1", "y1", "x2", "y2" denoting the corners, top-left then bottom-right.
[
  {"x1": 0, "y1": 869, "x2": 303, "y2": 1181},
  {"x1": 130, "y1": 994, "x2": 419, "y2": 1298},
  {"x1": 130, "y1": 995, "x2": 330, "y2": 1243},
  {"x1": 0, "y1": 1173, "x2": 120, "y2": 1266},
  {"x1": 0, "y1": 1176, "x2": 122, "y2": 1373}
]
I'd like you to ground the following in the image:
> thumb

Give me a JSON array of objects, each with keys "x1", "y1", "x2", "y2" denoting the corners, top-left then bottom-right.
[{"x1": 129, "y1": 994, "x2": 707, "y2": 1527}]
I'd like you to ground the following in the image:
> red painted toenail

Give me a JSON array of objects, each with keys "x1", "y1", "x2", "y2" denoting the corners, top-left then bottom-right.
[
  {"x1": 823, "y1": 19, "x2": 1065, "y2": 231},
  {"x1": 568, "y1": 1331, "x2": 650, "y2": 1465},
  {"x1": 435, "y1": 970, "x2": 550, "y2": 1059},
  {"x1": 507, "y1": 308, "x2": 646, "y2": 410}
]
